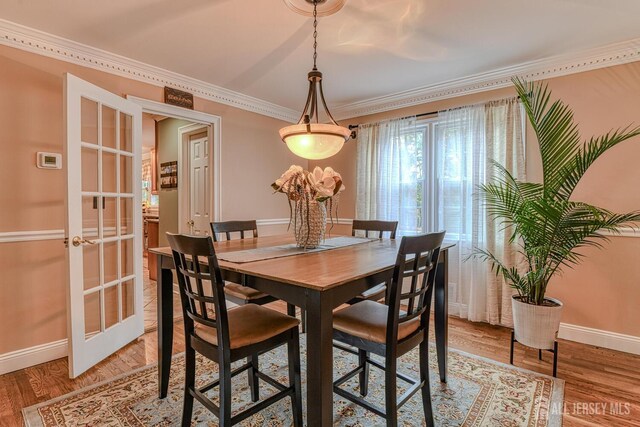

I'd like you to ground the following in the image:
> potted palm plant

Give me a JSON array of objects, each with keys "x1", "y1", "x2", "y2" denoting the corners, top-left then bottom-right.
[{"x1": 473, "y1": 77, "x2": 640, "y2": 350}]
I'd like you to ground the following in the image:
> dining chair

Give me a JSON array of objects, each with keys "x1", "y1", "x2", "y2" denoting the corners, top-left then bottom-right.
[
  {"x1": 352, "y1": 219, "x2": 398, "y2": 239},
  {"x1": 210, "y1": 220, "x2": 305, "y2": 331},
  {"x1": 211, "y1": 220, "x2": 259, "y2": 242},
  {"x1": 211, "y1": 221, "x2": 275, "y2": 306},
  {"x1": 167, "y1": 233, "x2": 303, "y2": 427},
  {"x1": 332, "y1": 231, "x2": 445, "y2": 427},
  {"x1": 349, "y1": 219, "x2": 399, "y2": 304}
]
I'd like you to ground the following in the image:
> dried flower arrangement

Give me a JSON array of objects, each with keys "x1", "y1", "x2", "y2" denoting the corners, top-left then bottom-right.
[{"x1": 271, "y1": 165, "x2": 345, "y2": 247}]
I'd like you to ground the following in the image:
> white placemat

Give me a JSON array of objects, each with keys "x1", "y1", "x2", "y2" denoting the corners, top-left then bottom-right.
[{"x1": 217, "y1": 236, "x2": 376, "y2": 263}]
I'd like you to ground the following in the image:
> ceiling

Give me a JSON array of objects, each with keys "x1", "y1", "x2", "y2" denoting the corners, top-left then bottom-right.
[{"x1": 3, "y1": 0, "x2": 640, "y2": 116}]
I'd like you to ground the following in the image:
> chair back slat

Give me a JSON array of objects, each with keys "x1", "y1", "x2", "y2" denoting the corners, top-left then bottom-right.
[
  {"x1": 211, "y1": 220, "x2": 258, "y2": 242},
  {"x1": 386, "y1": 231, "x2": 445, "y2": 344},
  {"x1": 352, "y1": 219, "x2": 398, "y2": 239},
  {"x1": 167, "y1": 233, "x2": 230, "y2": 348}
]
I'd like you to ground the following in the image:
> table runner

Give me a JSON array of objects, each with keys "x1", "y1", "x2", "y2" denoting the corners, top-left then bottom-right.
[{"x1": 216, "y1": 236, "x2": 376, "y2": 263}]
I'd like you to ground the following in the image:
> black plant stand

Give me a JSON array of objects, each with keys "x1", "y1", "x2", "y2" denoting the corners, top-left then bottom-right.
[{"x1": 509, "y1": 330, "x2": 559, "y2": 377}]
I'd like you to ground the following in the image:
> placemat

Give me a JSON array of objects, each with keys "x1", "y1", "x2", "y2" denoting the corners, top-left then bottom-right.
[{"x1": 217, "y1": 236, "x2": 376, "y2": 263}]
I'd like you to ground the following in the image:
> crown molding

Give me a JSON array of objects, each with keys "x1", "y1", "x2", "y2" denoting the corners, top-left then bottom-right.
[
  {"x1": 332, "y1": 37, "x2": 640, "y2": 120},
  {"x1": 3, "y1": 18, "x2": 640, "y2": 124},
  {"x1": 0, "y1": 19, "x2": 299, "y2": 123}
]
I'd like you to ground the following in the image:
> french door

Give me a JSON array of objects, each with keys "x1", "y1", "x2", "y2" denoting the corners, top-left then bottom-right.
[{"x1": 64, "y1": 73, "x2": 144, "y2": 378}]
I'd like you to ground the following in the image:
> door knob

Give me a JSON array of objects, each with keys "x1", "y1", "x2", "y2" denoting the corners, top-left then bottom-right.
[
  {"x1": 187, "y1": 220, "x2": 195, "y2": 227},
  {"x1": 72, "y1": 236, "x2": 96, "y2": 247}
]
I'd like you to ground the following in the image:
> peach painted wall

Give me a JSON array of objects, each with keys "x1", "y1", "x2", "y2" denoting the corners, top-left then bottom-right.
[
  {"x1": 156, "y1": 117, "x2": 192, "y2": 247},
  {"x1": 0, "y1": 44, "x2": 304, "y2": 355},
  {"x1": 319, "y1": 62, "x2": 640, "y2": 338}
]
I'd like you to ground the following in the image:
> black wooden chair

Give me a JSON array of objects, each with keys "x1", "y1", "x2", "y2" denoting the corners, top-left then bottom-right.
[
  {"x1": 211, "y1": 220, "x2": 306, "y2": 331},
  {"x1": 352, "y1": 219, "x2": 398, "y2": 239},
  {"x1": 349, "y1": 220, "x2": 399, "y2": 304},
  {"x1": 167, "y1": 233, "x2": 303, "y2": 426},
  {"x1": 332, "y1": 231, "x2": 445, "y2": 427},
  {"x1": 211, "y1": 220, "x2": 259, "y2": 242},
  {"x1": 211, "y1": 221, "x2": 275, "y2": 307}
]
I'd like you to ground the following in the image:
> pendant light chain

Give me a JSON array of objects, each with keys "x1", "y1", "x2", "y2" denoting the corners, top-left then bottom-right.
[{"x1": 312, "y1": 0, "x2": 318, "y2": 70}]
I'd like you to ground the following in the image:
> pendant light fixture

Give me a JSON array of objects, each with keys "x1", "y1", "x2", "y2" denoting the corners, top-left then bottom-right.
[{"x1": 279, "y1": 0, "x2": 352, "y2": 160}]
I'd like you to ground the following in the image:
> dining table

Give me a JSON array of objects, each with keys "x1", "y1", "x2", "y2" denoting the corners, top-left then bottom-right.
[{"x1": 149, "y1": 234, "x2": 453, "y2": 427}]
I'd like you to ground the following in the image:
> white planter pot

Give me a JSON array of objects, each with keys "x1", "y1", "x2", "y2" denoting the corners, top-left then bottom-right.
[{"x1": 511, "y1": 296, "x2": 563, "y2": 350}]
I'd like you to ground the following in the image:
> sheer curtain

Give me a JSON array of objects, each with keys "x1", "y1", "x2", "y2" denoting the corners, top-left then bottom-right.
[
  {"x1": 436, "y1": 98, "x2": 525, "y2": 325},
  {"x1": 356, "y1": 117, "x2": 420, "y2": 235},
  {"x1": 484, "y1": 98, "x2": 526, "y2": 326},
  {"x1": 434, "y1": 104, "x2": 488, "y2": 322}
]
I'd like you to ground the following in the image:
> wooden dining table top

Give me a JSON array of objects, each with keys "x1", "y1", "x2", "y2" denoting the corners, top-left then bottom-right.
[{"x1": 149, "y1": 234, "x2": 454, "y2": 292}]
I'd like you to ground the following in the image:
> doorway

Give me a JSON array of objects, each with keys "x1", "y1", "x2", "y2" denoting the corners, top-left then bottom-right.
[{"x1": 130, "y1": 97, "x2": 221, "y2": 332}]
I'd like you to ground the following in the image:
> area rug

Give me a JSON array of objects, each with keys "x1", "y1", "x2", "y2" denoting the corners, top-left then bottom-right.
[{"x1": 23, "y1": 339, "x2": 563, "y2": 426}]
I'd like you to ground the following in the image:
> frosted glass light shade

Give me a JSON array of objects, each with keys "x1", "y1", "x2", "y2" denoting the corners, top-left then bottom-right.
[{"x1": 280, "y1": 123, "x2": 350, "y2": 160}]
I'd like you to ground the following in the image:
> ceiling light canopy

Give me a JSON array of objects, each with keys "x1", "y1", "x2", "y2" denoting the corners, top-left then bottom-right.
[{"x1": 280, "y1": 0, "x2": 352, "y2": 160}]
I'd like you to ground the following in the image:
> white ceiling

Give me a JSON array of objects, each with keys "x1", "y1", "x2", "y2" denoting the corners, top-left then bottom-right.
[{"x1": 3, "y1": 0, "x2": 640, "y2": 114}]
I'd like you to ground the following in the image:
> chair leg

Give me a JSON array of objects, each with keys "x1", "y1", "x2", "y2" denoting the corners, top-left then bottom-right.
[
  {"x1": 288, "y1": 331, "x2": 303, "y2": 427},
  {"x1": 385, "y1": 357, "x2": 398, "y2": 427},
  {"x1": 181, "y1": 346, "x2": 196, "y2": 427},
  {"x1": 219, "y1": 359, "x2": 232, "y2": 426},
  {"x1": 553, "y1": 341, "x2": 559, "y2": 378},
  {"x1": 539, "y1": 349, "x2": 543, "y2": 361},
  {"x1": 286, "y1": 303, "x2": 304, "y2": 333},
  {"x1": 287, "y1": 303, "x2": 296, "y2": 317},
  {"x1": 419, "y1": 340, "x2": 435, "y2": 427},
  {"x1": 248, "y1": 353, "x2": 259, "y2": 402},
  {"x1": 509, "y1": 330, "x2": 515, "y2": 365},
  {"x1": 358, "y1": 349, "x2": 369, "y2": 397},
  {"x1": 301, "y1": 309, "x2": 306, "y2": 333}
]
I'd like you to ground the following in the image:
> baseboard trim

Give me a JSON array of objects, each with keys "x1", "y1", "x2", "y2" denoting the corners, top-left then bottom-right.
[
  {"x1": 558, "y1": 323, "x2": 640, "y2": 355},
  {"x1": 0, "y1": 339, "x2": 67, "y2": 375}
]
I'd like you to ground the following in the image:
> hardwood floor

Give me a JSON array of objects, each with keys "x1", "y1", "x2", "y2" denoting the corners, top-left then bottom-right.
[{"x1": 1, "y1": 301, "x2": 638, "y2": 426}]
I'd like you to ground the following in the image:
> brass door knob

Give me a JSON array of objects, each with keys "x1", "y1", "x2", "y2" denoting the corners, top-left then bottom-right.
[{"x1": 72, "y1": 236, "x2": 96, "y2": 247}]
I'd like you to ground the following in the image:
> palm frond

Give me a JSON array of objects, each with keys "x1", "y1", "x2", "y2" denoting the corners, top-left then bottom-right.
[
  {"x1": 556, "y1": 126, "x2": 640, "y2": 198},
  {"x1": 512, "y1": 77, "x2": 582, "y2": 197}
]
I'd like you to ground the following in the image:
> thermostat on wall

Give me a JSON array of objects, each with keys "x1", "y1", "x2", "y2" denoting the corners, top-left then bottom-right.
[{"x1": 37, "y1": 152, "x2": 62, "y2": 169}]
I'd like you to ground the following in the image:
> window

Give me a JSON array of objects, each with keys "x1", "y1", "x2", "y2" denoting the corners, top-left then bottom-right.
[{"x1": 400, "y1": 119, "x2": 471, "y2": 240}]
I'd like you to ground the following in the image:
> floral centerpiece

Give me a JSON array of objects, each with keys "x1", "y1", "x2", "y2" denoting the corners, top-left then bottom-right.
[{"x1": 272, "y1": 165, "x2": 345, "y2": 248}]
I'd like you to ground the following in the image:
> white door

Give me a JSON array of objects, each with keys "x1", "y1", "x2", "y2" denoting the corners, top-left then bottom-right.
[
  {"x1": 188, "y1": 133, "x2": 210, "y2": 235},
  {"x1": 64, "y1": 73, "x2": 144, "y2": 378}
]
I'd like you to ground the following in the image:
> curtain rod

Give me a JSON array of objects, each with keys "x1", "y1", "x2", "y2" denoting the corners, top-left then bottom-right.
[
  {"x1": 348, "y1": 110, "x2": 438, "y2": 130},
  {"x1": 348, "y1": 95, "x2": 522, "y2": 130}
]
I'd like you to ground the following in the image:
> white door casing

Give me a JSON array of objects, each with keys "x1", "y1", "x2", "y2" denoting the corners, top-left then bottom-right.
[
  {"x1": 188, "y1": 133, "x2": 210, "y2": 235},
  {"x1": 64, "y1": 73, "x2": 144, "y2": 378},
  {"x1": 126, "y1": 96, "x2": 221, "y2": 225}
]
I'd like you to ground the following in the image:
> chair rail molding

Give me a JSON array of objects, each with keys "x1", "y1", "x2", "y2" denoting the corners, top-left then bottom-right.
[
  {"x1": 0, "y1": 229, "x2": 65, "y2": 243},
  {"x1": 256, "y1": 218, "x2": 353, "y2": 227},
  {"x1": 0, "y1": 18, "x2": 298, "y2": 123},
  {"x1": 0, "y1": 222, "x2": 633, "y2": 244}
]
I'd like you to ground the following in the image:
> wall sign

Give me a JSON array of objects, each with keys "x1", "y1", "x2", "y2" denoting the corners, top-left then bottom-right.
[
  {"x1": 164, "y1": 87, "x2": 194, "y2": 109},
  {"x1": 160, "y1": 161, "x2": 178, "y2": 189}
]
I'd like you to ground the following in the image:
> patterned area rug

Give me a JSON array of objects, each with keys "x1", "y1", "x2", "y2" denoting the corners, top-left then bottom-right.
[{"x1": 23, "y1": 339, "x2": 563, "y2": 426}]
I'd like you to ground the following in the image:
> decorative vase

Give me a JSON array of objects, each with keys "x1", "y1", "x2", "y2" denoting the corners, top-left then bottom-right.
[
  {"x1": 511, "y1": 295, "x2": 563, "y2": 350},
  {"x1": 294, "y1": 199, "x2": 326, "y2": 249}
]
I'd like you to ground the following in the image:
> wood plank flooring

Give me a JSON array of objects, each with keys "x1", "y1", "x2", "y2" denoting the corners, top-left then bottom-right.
[{"x1": 1, "y1": 300, "x2": 638, "y2": 426}]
